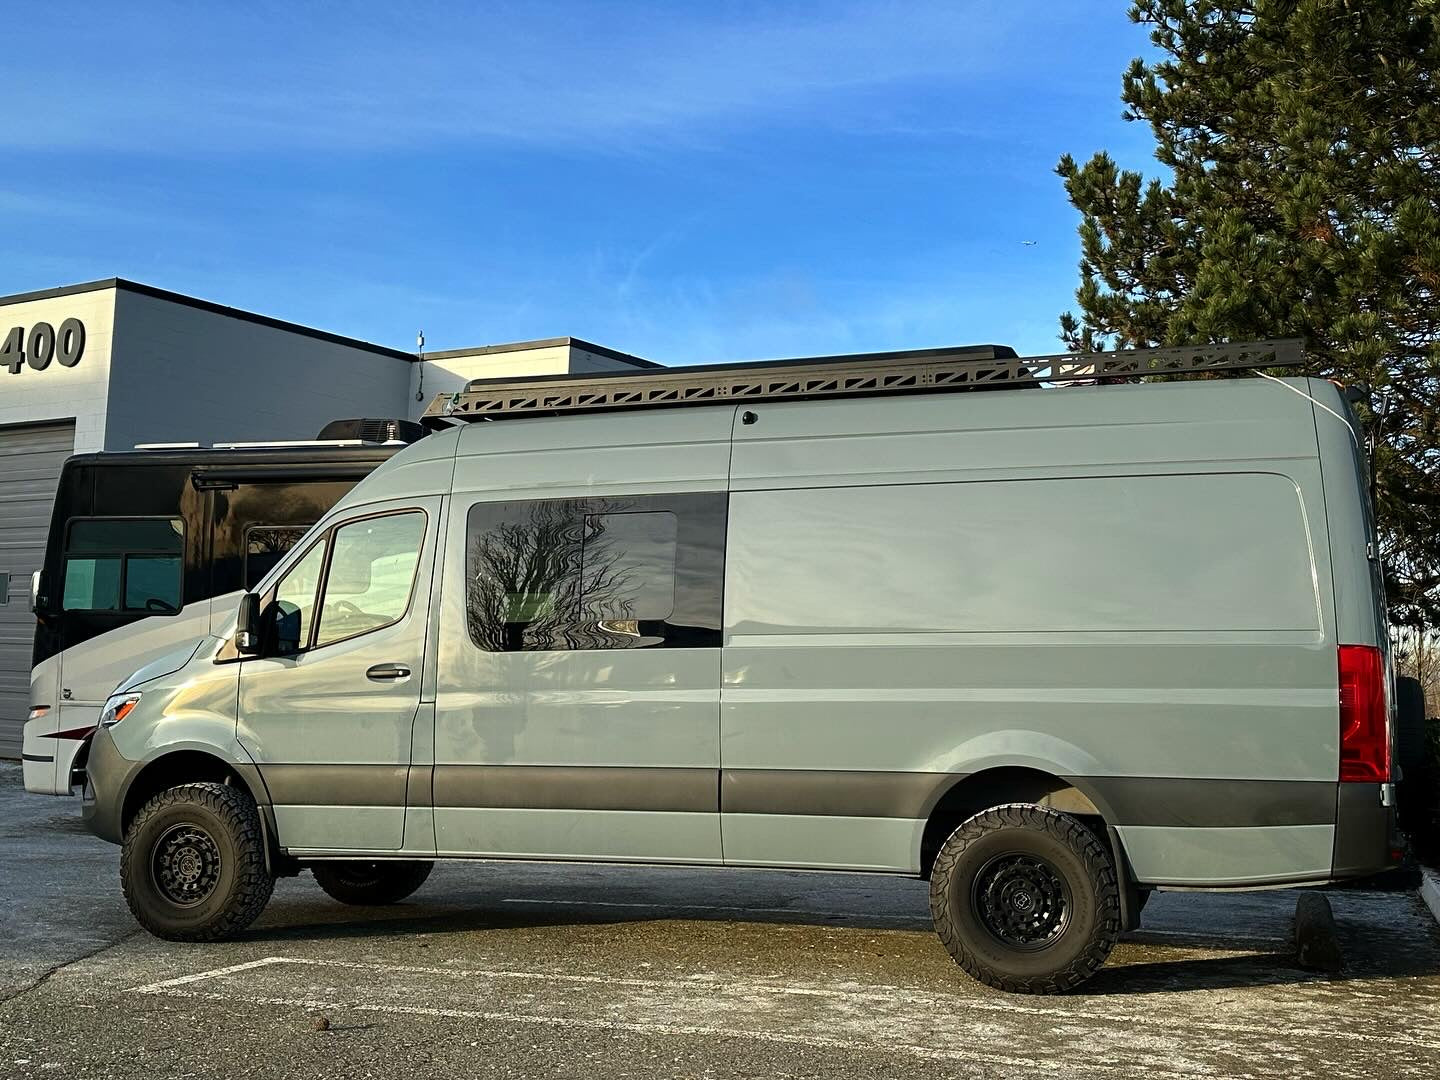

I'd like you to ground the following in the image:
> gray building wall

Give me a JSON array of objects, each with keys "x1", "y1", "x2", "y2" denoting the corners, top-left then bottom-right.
[{"x1": 105, "y1": 289, "x2": 414, "y2": 449}]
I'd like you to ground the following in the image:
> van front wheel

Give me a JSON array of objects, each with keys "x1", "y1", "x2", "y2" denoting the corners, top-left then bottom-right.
[
  {"x1": 120, "y1": 782, "x2": 275, "y2": 942},
  {"x1": 929, "y1": 804, "x2": 1119, "y2": 993},
  {"x1": 312, "y1": 861, "x2": 433, "y2": 905}
]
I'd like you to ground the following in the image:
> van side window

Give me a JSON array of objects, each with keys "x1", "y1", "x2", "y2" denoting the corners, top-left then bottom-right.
[
  {"x1": 585, "y1": 511, "x2": 677, "y2": 624},
  {"x1": 314, "y1": 512, "x2": 426, "y2": 647},
  {"x1": 465, "y1": 495, "x2": 723, "y2": 652},
  {"x1": 245, "y1": 525, "x2": 311, "y2": 589},
  {"x1": 62, "y1": 517, "x2": 184, "y2": 614}
]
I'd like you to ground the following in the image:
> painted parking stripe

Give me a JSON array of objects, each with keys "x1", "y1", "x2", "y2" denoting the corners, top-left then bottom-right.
[
  {"x1": 130, "y1": 956, "x2": 292, "y2": 993},
  {"x1": 124, "y1": 986, "x2": 1176, "y2": 1075},
  {"x1": 126, "y1": 955, "x2": 1440, "y2": 1054}
]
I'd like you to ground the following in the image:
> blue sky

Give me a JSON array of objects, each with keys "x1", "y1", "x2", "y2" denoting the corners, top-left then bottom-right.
[{"x1": 1, "y1": 2, "x2": 1158, "y2": 363}]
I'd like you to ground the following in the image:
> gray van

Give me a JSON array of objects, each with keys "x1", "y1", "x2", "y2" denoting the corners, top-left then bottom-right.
[{"x1": 79, "y1": 340, "x2": 1402, "y2": 993}]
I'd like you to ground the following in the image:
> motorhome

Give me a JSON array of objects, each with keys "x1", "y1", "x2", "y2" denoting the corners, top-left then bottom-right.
[
  {"x1": 72, "y1": 341, "x2": 1411, "y2": 993},
  {"x1": 20, "y1": 425, "x2": 414, "y2": 795}
]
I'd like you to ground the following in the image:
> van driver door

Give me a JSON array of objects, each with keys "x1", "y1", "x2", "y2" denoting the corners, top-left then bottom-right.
[{"x1": 236, "y1": 496, "x2": 441, "y2": 853}]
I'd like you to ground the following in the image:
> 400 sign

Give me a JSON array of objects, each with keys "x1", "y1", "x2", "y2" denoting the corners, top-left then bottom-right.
[{"x1": 2, "y1": 319, "x2": 86, "y2": 374}]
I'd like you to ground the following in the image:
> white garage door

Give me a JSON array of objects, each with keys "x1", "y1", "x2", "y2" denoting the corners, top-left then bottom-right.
[{"x1": 0, "y1": 421, "x2": 74, "y2": 758}]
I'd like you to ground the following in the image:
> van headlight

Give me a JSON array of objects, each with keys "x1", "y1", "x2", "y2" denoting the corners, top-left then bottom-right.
[{"x1": 100, "y1": 692, "x2": 142, "y2": 729}]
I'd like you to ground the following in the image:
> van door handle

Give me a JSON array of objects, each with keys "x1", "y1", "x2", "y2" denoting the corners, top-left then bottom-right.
[{"x1": 366, "y1": 663, "x2": 411, "y2": 681}]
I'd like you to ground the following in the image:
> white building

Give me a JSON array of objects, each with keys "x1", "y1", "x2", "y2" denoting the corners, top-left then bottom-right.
[{"x1": 0, "y1": 277, "x2": 655, "y2": 755}]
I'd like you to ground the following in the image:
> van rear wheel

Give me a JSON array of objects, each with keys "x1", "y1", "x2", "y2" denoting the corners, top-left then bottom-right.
[
  {"x1": 120, "y1": 782, "x2": 275, "y2": 942},
  {"x1": 312, "y1": 861, "x2": 433, "y2": 905},
  {"x1": 929, "y1": 804, "x2": 1119, "y2": 993}
]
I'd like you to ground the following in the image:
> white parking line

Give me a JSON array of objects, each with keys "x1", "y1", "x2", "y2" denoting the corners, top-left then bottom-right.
[
  {"x1": 131, "y1": 956, "x2": 292, "y2": 992},
  {"x1": 126, "y1": 955, "x2": 1440, "y2": 1054},
  {"x1": 125, "y1": 985, "x2": 1180, "y2": 1075}
]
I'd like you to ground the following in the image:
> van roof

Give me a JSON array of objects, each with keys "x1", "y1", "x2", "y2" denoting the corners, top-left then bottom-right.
[{"x1": 422, "y1": 339, "x2": 1305, "y2": 427}]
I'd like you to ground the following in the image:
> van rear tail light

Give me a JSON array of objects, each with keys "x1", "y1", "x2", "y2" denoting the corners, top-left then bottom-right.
[{"x1": 1338, "y1": 645, "x2": 1389, "y2": 782}]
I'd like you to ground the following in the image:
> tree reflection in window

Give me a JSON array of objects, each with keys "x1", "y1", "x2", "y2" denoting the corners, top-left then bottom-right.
[
  {"x1": 245, "y1": 526, "x2": 311, "y2": 589},
  {"x1": 466, "y1": 499, "x2": 677, "y2": 652}
]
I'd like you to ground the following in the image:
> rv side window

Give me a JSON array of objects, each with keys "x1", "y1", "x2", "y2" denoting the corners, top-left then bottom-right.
[
  {"x1": 245, "y1": 525, "x2": 311, "y2": 589},
  {"x1": 465, "y1": 495, "x2": 722, "y2": 652},
  {"x1": 62, "y1": 518, "x2": 183, "y2": 614}
]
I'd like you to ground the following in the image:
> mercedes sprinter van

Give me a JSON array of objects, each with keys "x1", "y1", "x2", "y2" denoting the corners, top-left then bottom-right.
[{"x1": 74, "y1": 342, "x2": 1403, "y2": 993}]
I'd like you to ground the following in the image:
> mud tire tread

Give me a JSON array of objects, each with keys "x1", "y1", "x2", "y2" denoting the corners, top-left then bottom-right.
[
  {"x1": 929, "y1": 802, "x2": 1119, "y2": 994},
  {"x1": 120, "y1": 782, "x2": 274, "y2": 942}
]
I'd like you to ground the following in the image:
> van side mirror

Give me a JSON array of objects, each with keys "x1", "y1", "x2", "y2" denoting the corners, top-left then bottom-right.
[
  {"x1": 236, "y1": 592, "x2": 262, "y2": 655},
  {"x1": 271, "y1": 602, "x2": 303, "y2": 655},
  {"x1": 28, "y1": 570, "x2": 45, "y2": 614}
]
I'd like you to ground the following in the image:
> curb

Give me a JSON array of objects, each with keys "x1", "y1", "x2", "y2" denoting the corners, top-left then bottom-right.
[{"x1": 1421, "y1": 868, "x2": 1440, "y2": 928}]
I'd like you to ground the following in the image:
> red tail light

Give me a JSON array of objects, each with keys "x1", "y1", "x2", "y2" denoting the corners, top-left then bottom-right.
[{"x1": 1338, "y1": 644, "x2": 1389, "y2": 782}]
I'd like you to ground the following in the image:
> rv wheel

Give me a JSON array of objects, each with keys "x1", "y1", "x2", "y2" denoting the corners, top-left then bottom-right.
[
  {"x1": 929, "y1": 803, "x2": 1119, "y2": 993},
  {"x1": 312, "y1": 860, "x2": 433, "y2": 905},
  {"x1": 121, "y1": 782, "x2": 275, "y2": 941}
]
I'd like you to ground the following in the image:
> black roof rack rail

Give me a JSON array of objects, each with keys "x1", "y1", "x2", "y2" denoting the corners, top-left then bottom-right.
[{"x1": 420, "y1": 338, "x2": 1304, "y2": 427}]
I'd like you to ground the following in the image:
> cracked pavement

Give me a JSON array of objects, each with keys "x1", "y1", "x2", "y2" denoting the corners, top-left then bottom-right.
[{"x1": 2, "y1": 762, "x2": 1439, "y2": 1079}]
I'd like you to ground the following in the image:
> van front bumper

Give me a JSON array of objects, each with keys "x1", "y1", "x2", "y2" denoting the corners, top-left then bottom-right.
[{"x1": 80, "y1": 726, "x2": 141, "y2": 846}]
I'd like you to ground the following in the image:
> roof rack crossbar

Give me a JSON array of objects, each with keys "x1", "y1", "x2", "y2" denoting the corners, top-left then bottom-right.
[{"x1": 421, "y1": 338, "x2": 1304, "y2": 426}]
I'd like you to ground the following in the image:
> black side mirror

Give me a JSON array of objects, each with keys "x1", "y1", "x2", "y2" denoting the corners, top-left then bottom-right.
[
  {"x1": 236, "y1": 593, "x2": 262, "y2": 655},
  {"x1": 272, "y1": 601, "x2": 303, "y2": 655}
]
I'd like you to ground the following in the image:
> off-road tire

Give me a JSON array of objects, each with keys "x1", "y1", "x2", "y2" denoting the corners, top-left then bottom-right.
[
  {"x1": 121, "y1": 782, "x2": 275, "y2": 942},
  {"x1": 1396, "y1": 676, "x2": 1431, "y2": 836},
  {"x1": 929, "y1": 803, "x2": 1120, "y2": 994},
  {"x1": 311, "y1": 861, "x2": 433, "y2": 905},
  {"x1": 1396, "y1": 676, "x2": 1427, "y2": 778}
]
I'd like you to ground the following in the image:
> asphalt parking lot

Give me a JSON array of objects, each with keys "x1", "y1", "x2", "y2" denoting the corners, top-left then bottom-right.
[{"x1": 2, "y1": 762, "x2": 1438, "y2": 1079}]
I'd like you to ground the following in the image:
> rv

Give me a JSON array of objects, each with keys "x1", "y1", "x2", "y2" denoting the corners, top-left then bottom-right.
[
  {"x1": 72, "y1": 342, "x2": 1412, "y2": 993},
  {"x1": 21, "y1": 426, "x2": 413, "y2": 795}
]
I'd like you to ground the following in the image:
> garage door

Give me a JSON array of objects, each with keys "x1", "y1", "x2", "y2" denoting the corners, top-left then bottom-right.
[{"x1": 0, "y1": 421, "x2": 75, "y2": 758}]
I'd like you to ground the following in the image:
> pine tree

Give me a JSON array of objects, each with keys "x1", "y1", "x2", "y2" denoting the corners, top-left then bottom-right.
[{"x1": 1058, "y1": 0, "x2": 1440, "y2": 626}]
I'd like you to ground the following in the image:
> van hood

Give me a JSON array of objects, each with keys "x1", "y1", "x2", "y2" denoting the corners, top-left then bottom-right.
[{"x1": 113, "y1": 639, "x2": 207, "y2": 695}]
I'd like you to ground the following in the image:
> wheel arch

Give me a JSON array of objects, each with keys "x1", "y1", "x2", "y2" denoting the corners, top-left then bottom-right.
[
  {"x1": 919, "y1": 767, "x2": 1113, "y2": 880},
  {"x1": 119, "y1": 749, "x2": 268, "y2": 837}
]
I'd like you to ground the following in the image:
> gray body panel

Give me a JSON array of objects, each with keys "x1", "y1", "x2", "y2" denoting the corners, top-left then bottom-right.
[
  {"x1": 83, "y1": 376, "x2": 1395, "y2": 889},
  {"x1": 719, "y1": 380, "x2": 1344, "y2": 882},
  {"x1": 431, "y1": 408, "x2": 731, "y2": 862}
]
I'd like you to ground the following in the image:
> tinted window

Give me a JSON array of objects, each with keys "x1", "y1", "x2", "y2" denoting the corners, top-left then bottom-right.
[
  {"x1": 466, "y1": 496, "x2": 721, "y2": 652},
  {"x1": 68, "y1": 518, "x2": 182, "y2": 555},
  {"x1": 245, "y1": 525, "x2": 311, "y2": 589},
  {"x1": 62, "y1": 518, "x2": 183, "y2": 613},
  {"x1": 124, "y1": 556, "x2": 182, "y2": 610},
  {"x1": 314, "y1": 512, "x2": 425, "y2": 647},
  {"x1": 62, "y1": 557, "x2": 121, "y2": 611},
  {"x1": 584, "y1": 511, "x2": 677, "y2": 624}
]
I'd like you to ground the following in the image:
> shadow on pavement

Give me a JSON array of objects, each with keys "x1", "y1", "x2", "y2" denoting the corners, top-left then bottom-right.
[{"x1": 237, "y1": 884, "x2": 1440, "y2": 997}]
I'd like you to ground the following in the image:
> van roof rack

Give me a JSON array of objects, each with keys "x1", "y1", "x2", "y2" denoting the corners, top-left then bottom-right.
[{"x1": 420, "y1": 338, "x2": 1304, "y2": 427}]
